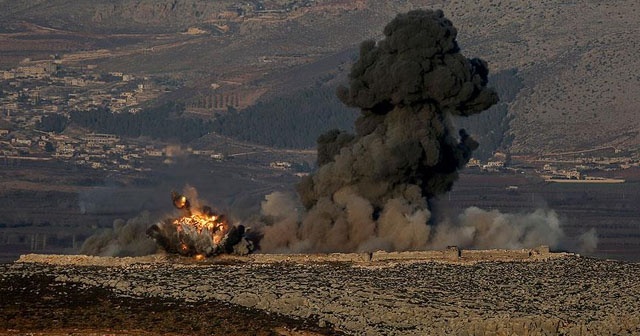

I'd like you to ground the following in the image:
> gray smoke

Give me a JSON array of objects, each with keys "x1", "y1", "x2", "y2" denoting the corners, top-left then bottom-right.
[
  {"x1": 78, "y1": 10, "x2": 597, "y2": 256},
  {"x1": 576, "y1": 228, "x2": 598, "y2": 254},
  {"x1": 258, "y1": 10, "x2": 597, "y2": 254},
  {"x1": 258, "y1": 192, "x2": 597, "y2": 253},
  {"x1": 299, "y1": 10, "x2": 497, "y2": 210},
  {"x1": 429, "y1": 207, "x2": 564, "y2": 250},
  {"x1": 80, "y1": 211, "x2": 158, "y2": 257},
  {"x1": 260, "y1": 9, "x2": 504, "y2": 252}
]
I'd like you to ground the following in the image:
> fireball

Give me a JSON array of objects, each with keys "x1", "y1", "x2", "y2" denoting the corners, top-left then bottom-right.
[
  {"x1": 147, "y1": 191, "x2": 254, "y2": 257},
  {"x1": 172, "y1": 210, "x2": 230, "y2": 254}
]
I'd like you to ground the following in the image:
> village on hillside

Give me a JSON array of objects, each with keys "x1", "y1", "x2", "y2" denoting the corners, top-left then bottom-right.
[
  {"x1": 0, "y1": 59, "x2": 296, "y2": 172},
  {"x1": 1, "y1": 56, "x2": 640, "y2": 179}
]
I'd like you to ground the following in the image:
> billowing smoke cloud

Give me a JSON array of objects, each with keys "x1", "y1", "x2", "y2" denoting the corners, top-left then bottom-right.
[
  {"x1": 80, "y1": 211, "x2": 158, "y2": 257},
  {"x1": 257, "y1": 193, "x2": 597, "y2": 253},
  {"x1": 258, "y1": 10, "x2": 597, "y2": 254},
  {"x1": 429, "y1": 207, "x2": 564, "y2": 250},
  {"x1": 302, "y1": 10, "x2": 498, "y2": 210},
  {"x1": 577, "y1": 229, "x2": 598, "y2": 253},
  {"x1": 260, "y1": 9, "x2": 504, "y2": 252},
  {"x1": 299, "y1": 10, "x2": 498, "y2": 209},
  {"x1": 80, "y1": 10, "x2": 598, "y2": 257}
]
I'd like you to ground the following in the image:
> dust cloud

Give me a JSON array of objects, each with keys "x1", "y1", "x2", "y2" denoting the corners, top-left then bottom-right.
[
  {"x1": 257, "y1": 10, "x2": 596, "y2": 254},
  {"x1": 80, "y1": 10, "x2": 597, "y2": 257},
  {"x1": 80, "y1": 211, "x2": 158, "y2": 257}
]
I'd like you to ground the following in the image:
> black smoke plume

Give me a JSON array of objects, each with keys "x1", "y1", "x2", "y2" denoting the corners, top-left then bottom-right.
[
  {"x1": 259, "y1": 9, "x2": 507, "y2": 252},
  {"x1": 300, "y1": 9, "x2": 497, "y2": 210}
]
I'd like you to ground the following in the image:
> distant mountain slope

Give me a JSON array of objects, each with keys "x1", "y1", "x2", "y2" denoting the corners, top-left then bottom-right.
[
  {"x1": 441, "y1": 1, "x2": 640, "y2": 155},
  {"x1": 1, "y1": 0, "x2": 638, "y2": 154},
  {"x1": 0, "y1": 0, "x2": 232, "y2": 33}
]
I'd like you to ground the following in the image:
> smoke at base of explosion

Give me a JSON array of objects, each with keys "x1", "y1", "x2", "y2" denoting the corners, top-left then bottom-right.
[
  {"x1": 81, "y1": 188, "x2": 256, "y2": 258},
  {"x1": 256, "y1": 10, "x2": 597, "y2": 254},
  {"x1": 256, "y1": 192, "x2": 598, "y2": 254},
  {"x1": 80, "y1": 10, "x2": 598, "y2": 258}
]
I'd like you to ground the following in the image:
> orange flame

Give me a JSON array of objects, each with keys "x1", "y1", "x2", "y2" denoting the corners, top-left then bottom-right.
[{"x1": 172, "y1": 209, "x2": 230, "y2": 250}]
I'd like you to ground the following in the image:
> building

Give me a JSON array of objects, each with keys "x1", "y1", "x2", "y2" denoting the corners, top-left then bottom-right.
[
  {"x1": 15, "y1": 62, "x2": 57, "y2": 78},
  {"x1": 82, "y1": 133, "x2": 119, "y2": 146},
  {"x1": 270, "y1": 161, "x2": 292, "y2": 170}
]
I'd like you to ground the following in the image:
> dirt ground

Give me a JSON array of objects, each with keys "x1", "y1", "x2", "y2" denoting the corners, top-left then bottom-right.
[{"x1": 0, "y1": 271, "x2": 338, "y2": 336}]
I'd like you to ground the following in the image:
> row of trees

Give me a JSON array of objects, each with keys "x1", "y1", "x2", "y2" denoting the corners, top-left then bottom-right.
[
  {"x1": 70, "y1": 102, "x2": 211, "y2": 143},
  {"x1": 212, "y1": 86, "x2": 358, "y2": 148},
  {"x1": 36, "y1": 114, "x2": 69, "y2": 133},
  {"x1": 212, "y1": 69, "x2": 522, "y2": 154},
  {"x1": 34, "y1": 69, "x2": 520, "y2": 153}
]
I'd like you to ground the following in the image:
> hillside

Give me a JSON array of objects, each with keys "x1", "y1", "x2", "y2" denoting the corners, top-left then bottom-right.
[{"x1": 0, "y1": 0, "x2": 638, "y2": 155}]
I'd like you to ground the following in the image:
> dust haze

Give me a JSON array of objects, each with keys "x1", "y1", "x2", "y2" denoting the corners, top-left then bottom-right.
[
  {"x1": 258, "y1": 10, "x2": 596, "y2": 254},
  {"x1": 81, "y1": 9, "x2": 597, "y2": 257},
  {"x1": 80, "y1": 211, "x2": 158, "y2": 257}
]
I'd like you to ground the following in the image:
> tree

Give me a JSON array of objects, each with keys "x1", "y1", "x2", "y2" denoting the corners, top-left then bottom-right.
[
  {"x1": 211, "y1": 86, "x2": 358, "y2": 149},
  {"x1": 36, "y1": 114, "x2": 69, "y2": 133},
  {"x1": 69, "y1": 102, "x2": 210, "y2": 143},
  {"x1": 44, "y1": 142, "x2": 55, "y2": 152}
]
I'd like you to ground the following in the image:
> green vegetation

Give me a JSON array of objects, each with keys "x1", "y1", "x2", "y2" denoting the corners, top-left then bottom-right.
[
  {"x1": 70, "y1": 102, "x2": 211, "y2": 143},
  {"x1": 67, "y1": 70, "x2": 520, "y2": 152},
  {"x1": 212, "y1": 86, "x2": 357, "y2": 149},
  {"x1": 36, "y1": 114, "x2": 69, "y2": 133},
  {"x1": 212, "y1": 70, "x2": 521, "y2": 153}
]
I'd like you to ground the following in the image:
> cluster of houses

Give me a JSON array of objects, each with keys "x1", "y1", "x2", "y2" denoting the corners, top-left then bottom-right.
[
  {"x1": 1, "y1": 59, "x2": 164, "y2": 120},
  {"x1": 0, "y1": 127, "x2": 238, "y2": 172},
  {"x1": 466, "y1": 152, "x2": 509, "y2": 172},
  {"x1": 465, "y1": 149, "x2": 640, "y2": 182},
  {"x1": 0, "y1": 58, "x2": 186, "y2": 171}
]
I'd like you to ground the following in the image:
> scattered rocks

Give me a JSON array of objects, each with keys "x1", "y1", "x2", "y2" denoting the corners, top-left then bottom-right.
[{"x1": 5, "y1": 252, "x2": 640, "y2": 335}]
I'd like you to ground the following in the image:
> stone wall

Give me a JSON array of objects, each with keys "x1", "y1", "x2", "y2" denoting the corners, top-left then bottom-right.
[{"x1": 16, "y1": 245, "x2": 570, "y2": 266}]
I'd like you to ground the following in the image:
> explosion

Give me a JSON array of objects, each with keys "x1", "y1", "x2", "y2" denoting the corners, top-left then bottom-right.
[
  {"x1": 259, "y1": 9, "x2": 502, "y2": 253},
  {"x1": 81, "y1": 9, "x2": 596, "y2": 258},
  {"x1": 257, "y1": 9, "x2": 599, "y2": 254},
  {"x1": 147, "y1": 191, "x2": 254, "y2": 257}
]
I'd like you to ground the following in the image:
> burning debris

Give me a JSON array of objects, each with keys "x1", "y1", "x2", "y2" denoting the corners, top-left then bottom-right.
[{"x1": 146, "y1": 192, "x2": 255, "y2": 257}]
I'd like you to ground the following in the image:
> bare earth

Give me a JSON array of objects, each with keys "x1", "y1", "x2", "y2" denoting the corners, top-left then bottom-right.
[{"x1": 2, "y1": 251, "x2": 640, "y2": 335}]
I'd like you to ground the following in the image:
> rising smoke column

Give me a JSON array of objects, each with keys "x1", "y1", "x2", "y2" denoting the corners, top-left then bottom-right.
[
  {"x1": 302, "y1": 9, "x2": 498, "y2": 206},
  {"x1": 260, "y1": 10, "x2": 500, "y2": 252}
]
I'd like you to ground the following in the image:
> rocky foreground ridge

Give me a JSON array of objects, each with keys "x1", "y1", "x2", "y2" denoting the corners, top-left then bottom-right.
[{"x1": 3, "y1": 249, "x2": 640, "y2": 335}]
